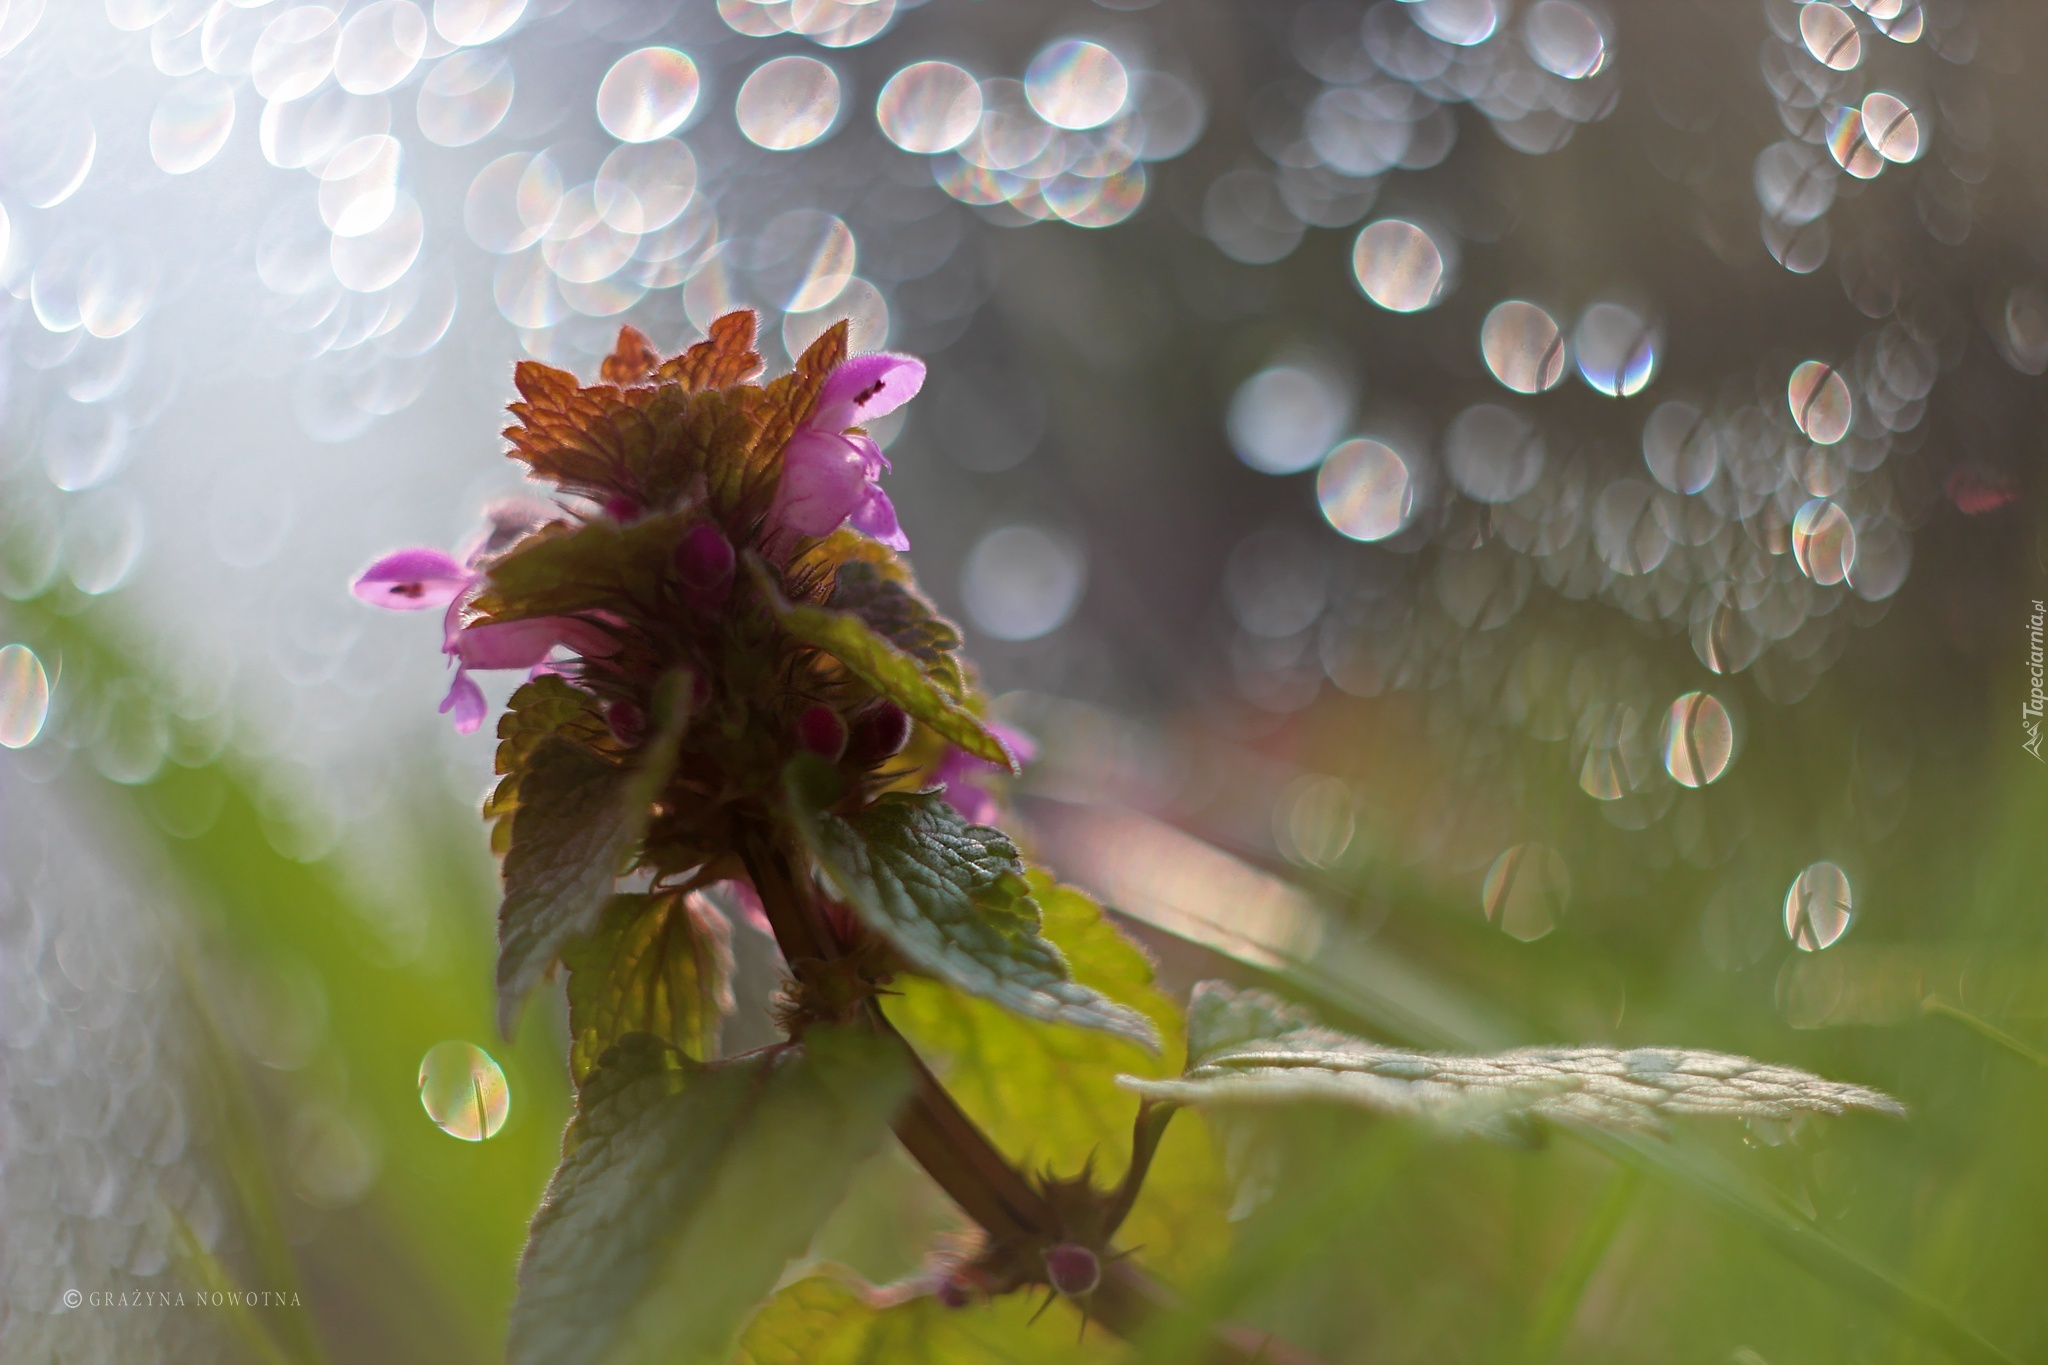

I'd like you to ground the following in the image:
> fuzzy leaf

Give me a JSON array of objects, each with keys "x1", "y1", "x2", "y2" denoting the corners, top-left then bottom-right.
[
  {"x1": 751, "y1": 558, "x2": 1009, "y2": 768},
  {"x1": 486, "y1": 677, "x2": 610, "y2": 855},
  {"x1": 829, "y1": 560, "x2": 966, "y2": 701},
  {"x1": 564, "y1": 892, "x2": 735, "y2": 1083},
  {"x1": 497, "y1": 692, "x2": 689, "y2": 1036},
  {"x1": 735, "y1": 1273, "x2": 1120, "y2": 1365},
  {"x1": 1121, "y1": 981, "x2": 1907, "y2": 1135},
  {"x1": 475, "y1": 511, "x2": 690, "y2": 622},
  {"x1": 510, "y1": 1030, "x2": 910, "y2": 1365},
  {"x1": 601, "y1": 324, "x2": 661, "y2": 386},
  {"x1": 886, "y1": 872, "x2": 1229, "y2": 1283},
  {"x1": 657, "y1": 310, "x2": 762, "y2": 391},
  {"x1": 788, "y1": 777, "x2": 1159, "y2": 1049}
]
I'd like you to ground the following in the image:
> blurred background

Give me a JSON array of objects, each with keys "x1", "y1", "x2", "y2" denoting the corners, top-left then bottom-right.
[{"x1": 2, "y1": 0, "x2": 2045, "y2": 1360}]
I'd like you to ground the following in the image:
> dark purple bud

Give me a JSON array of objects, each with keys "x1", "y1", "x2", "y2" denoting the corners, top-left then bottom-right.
[
  {"x1": 673, "y1": 522, "x2": 735, "y2": 611},
  {"x1": 845, "y1": 702, "x2": 912, "y2": 765},
  {"x1": 606, "y1": 700, "x2": 646, "y2": 747},
  {"x1": 1045, "y1": 1243, "x2": 1100, "y2": 1297},
  {"x1": 936, "y1": 1277, "x2": 972, "y2": 1310},
  {"x1": 604, "y1": 494, "x2": 641, "y2": 522},
  {"x1": 797, "y1": 704, "x2": 847, "y2": 761}
]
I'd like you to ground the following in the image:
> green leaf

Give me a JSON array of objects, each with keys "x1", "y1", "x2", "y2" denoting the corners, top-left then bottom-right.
[
  {"x1": 886, "y1": 872, "x2": 1230, "y2": 1285},
  {"x1": 788, "y1": 777, "x2": 1160, "y2": 1050},
  {"x1": 496, "y1": 686, "x2": 690, "y2": 1037},
  {"x1": 563, "y1": 892, "x2": 735, "y2": 1084},
  {"x1": 736, "y1": 1272, "x2": 1122, "y2": 1365},
  {"x1": 1122, "y1": 981, "x2": 1906, "y2": 1136},
  {"x1": 828, "y1": 560, "x2": 966, "y2": 701},
  {"x1": 487, "y1": 676, "x2": 610, "y2": 855},
  {"x1": 748, "y1": 557, "x2": 1010, "y2": 769},
  {"x1": 476, "y1": 511, "x2": 690, "y2": 621},
  {"x1": 510, "y1": 1029, "x2": 911, "y2": 1365}
]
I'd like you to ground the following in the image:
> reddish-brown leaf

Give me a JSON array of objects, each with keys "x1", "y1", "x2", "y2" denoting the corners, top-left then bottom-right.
[
  {"x1": 600, "y1": 325, "x2": 661, "y2": 386},
  {"x1": 659, "y1": 310, "x2": 763, "y2": 392}
]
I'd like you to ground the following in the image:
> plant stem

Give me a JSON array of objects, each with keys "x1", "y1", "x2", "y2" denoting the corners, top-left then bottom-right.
[{"x1": 735, "y1": 823, "x2": 1329, "y2": 1365}]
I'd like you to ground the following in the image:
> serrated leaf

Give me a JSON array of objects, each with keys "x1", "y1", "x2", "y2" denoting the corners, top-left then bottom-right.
[
  {"x1": 564, "y1": 892, "x2": 735, "y2": 1083},
  {"x1": 829, "y1": 560, "x2": 965, "y2": 700},
  {"x1": 474, "y1": 511, "x2": 690, "y2": 622},
  {"x1": 487, "y1": 676, "x2": 610, "y2": 854},
  {"x1": 510, "y1": 1029, "x2": 910, "y2": 1365},
  {"x1": 497, "y1": 692, "x2": 690, "y2": 1037},
  {"x1": 736, "y1": 1272, "x2": 1123, "y2": 1365},
  {"x1": 886, "y1": 872, "x2": 1229, "y2": 1283},
  {"x1": 1121, "y1": 981, "x2": 1907, "y2": 1135},
  {"x1": 750, "y1": 558, "x2": 1010, "y2": 769},
  {"x1": 787, "y1": 777, "x2": 1159, "y2": 1049}
]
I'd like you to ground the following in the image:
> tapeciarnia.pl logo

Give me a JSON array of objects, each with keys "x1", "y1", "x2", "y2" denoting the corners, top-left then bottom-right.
[{"x1": 2026, "y1": 599, "x2": 2046, "y2": 762}]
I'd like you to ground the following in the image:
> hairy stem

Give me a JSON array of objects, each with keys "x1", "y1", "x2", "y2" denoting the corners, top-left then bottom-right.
[{"x1": 735, "y1": 820, "x2": 1330, "y2": 1365}]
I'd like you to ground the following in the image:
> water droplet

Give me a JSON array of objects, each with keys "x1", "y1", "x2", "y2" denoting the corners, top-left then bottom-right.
[
  {"x1": 1799, "y1": 2, "x2": 1861, "y2": 70},
  {"x1": 433, "y1": 0, "x2": 524, "y2": 47},
  {"x1": 1352, "y1": 219, "x2": 1447, "y2": 312},
  {"x1": 1227, "y1": 364, "x2": 1350, "y2": 475},
  {"x1": 1662, "y1": 691, "x2": 1733, "y2": 787},
  {"x1": 1445, "y1": 403, "x2": 1544, "y2": 503},
  {"x1": 332, "y1": 192, "x2": 422, "y2": 291},
  {"x1": 876, "y1": 61, "x2": 982, "y2": 154},
  {"x1": 597, "y1": 46, "x2": 699, "y2": 144},
  {"x1": 594, "y1": 138, "x2": 695, "y2": 234},
  {"x1": 418, "y1": 1041, "x2": 510, "y2": 1141},
  {"x1": 336, "y1": 0, "x2": 427, "y2": 96},
  {"x1": 1481, "y1": 300, "x2": 1567, "y2": 393},
  {"x1": 1859, "y1": 91, "x2": 1919, "y2": 162},
  {"x1": 736, "y1": 55, "x2": 840, "y2": 151},
  {"x1": 417, "y1": 48, "x2": 512, "y2": 147},
  {"x1": 150, "y1": 74, "x2": 236, "y2": 174},
  {"x1": 1785, "y1": 861, "x2": 1852, "y2": 951},
  {"x1": 0, "y1": 645, "x2": 50, "y2": 749},
  {"x1": 1411, "y1": 0, "x2": 1497, "y2": 46},
  {"x1": 1483, "y1": 843, "x2": 1569, "y2": 942},
  {"x1": 251, "y1": 6, "x2": 339, "y2": 103},
  {"x1": 1524, "y1": 0, "x2": 1606, "y2": 78},
  {"x1": 1024, "y1": 40, "x2": 1128, "y2": 131},
  {"x1": 1573, "y1": 302, "x2": 1658, "y2": 396},
  {"x1": 961, "y1": 526, "x2": 1086, "y2": 641},
  {"x1": 1787, "y1": 360, "x2": 1851, "y2": 443},
  {"x1": 1278, "y1": 775, "x2": 1356, "y2": 868},
  {"x1": 1641, "y1": 401, "x2": 1719, "y2": 494},
  {"x1": 1317, "y1": 438, "x2": 1412, "y2": 541},
  {"x1": 1791, "y1": 498, "x2": 1856, "y2": 585},
  {"x1": 1754, "y1": 140, "x2": 1835, "y2": 225},
  {"x1": 1825, "y1": 106, "x2": 1884, "y2": 179},
  {"x1": 319, "y1": 133, "x2": 401, "y2": 236}
]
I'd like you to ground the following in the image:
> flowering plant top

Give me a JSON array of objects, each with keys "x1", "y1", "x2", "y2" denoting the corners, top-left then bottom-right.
[{"x1": 349, "y1": 314, "x2": 1901, "y2": 1365}]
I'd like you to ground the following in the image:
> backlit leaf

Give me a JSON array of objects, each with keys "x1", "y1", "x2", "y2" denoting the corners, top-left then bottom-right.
[
  {"x1": 510, "y1": 1029, "x2": 910, "y2": 1365},
  {"x1": 736, "y1": 1272, "x2": 1123, "y2": 1365},
  {"x1": 564, "y1": 892, "x2": 735, "y2": 1083},
  {"x1": 787, "y1": 776, "x2": 1159, "y2": 1050},
  {"x1": 474, "y1": 511, "x2": 691, "y2": 623},
  {"x1": 886, "y1": 873, "x2": 1229, "y2": 1284},
  {"x1": 829, "y1": 561, "x2": 966, "y2": 701},
  {"x1": 1122, "y1": 981, "x2": 1907, "y2": 1135},
  {"x1": 486, "y1": 676, "x2": 610, "y2": 855},
  {"x1": 752, "y1": 559, "x2": 1008, "y2": 767}
]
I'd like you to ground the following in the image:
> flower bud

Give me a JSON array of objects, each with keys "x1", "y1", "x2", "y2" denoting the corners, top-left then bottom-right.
[
  {"x1": 1044, "y1": 1243, "x2": 1100, "y2": 1297},
  {"x1": 845, "y1": 702, "x2": 912, "y2": 765},
  {"x1": 673, "y1": 522, "x2": 735, "y2": 611},
  {"x1": 935, "y1": 1277, "x2": 972, "y2": 1310},
  {"x1": 606, "y1": 699, "x2": 647, "y2": 747},
  {"x1": 797, "y1": 704, "x2": 847, "y2": 761},
  {"x1": 603, "y1": 494, "x2": 641, "y2": 522}
]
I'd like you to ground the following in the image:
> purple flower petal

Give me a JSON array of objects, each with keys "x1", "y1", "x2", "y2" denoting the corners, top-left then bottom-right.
[
  {"x1": 941, "y1": 781, "x2": 999, "y2": 827},
  {"x1": 990, "y1": 722, "x2": 1038, "y2": 766},
  {"x1": 769, "y1": 429, "x2": 869, "y2": 539},
  {"x1": 439, "y1": 670, "x2": 487, "y2": 734},
  {"x1": 351, "y1": 548, "x2": 474, "y2": 610},
  {"x1": 847, "y1": 485, "x2": 910, "y2": 551},
  {"x1": 454, "y1": 616, "x2": 614, "y2": 670},
  {"x1": 847, "y1": 433, "x2": 891, "y2": 478},
  {"x1": 813, "y1": 353, "x2": 926, "y2": 430}
]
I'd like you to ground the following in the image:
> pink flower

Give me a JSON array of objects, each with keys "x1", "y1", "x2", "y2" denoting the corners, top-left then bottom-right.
[
  {"x1": 351, "y1": 539, "x2": 615, "y2": 736},
  {"x1": 932, "y1": 724, "x2": 1036, "y2": 826},
  {"x1": 766, "y1": 352, "x2": 925, "y2": 552}
]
